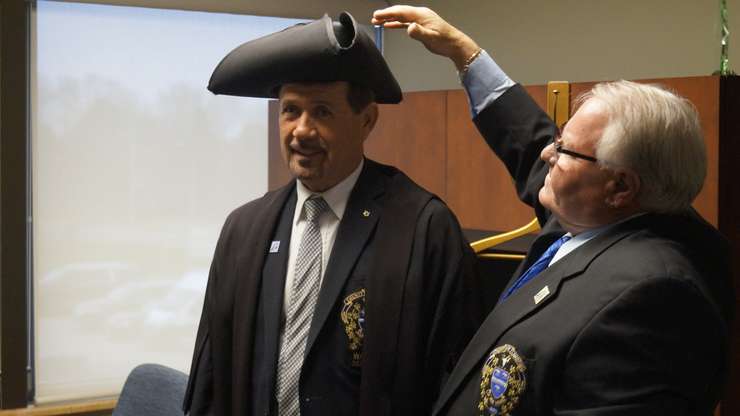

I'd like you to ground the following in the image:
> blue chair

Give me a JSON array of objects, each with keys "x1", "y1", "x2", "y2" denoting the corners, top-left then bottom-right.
[{"x1": 113, "y1": 363, "x2": 188, "y2": 416}]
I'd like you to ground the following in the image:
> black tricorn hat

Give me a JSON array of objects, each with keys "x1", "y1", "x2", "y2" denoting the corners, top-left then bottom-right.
[{"x1": 208, "y1": 12, "x2": 402, "y2": 104}]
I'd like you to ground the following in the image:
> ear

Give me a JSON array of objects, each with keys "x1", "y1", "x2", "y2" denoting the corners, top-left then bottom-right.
[
  {"x1": 361, "y1": 103, "x2": 379, "y2": 135},
  {"x1": 605, "y1": 168, "x2": 641, "y2": 209}
]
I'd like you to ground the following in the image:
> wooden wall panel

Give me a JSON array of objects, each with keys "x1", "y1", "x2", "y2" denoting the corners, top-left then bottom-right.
[
  {"x1": 445, "y1": 90, "x2": 533, "y2": 231},
  {"x1": 365, "y1": 92, "x2": 448, "y2": 198}
]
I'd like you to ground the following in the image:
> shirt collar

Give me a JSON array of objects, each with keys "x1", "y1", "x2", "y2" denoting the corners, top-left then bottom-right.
[
  {"x1": 567, "y1": 212, "x2": 648, "y2": 243},
  {"x1": 295, "y1": 158, "x2": 364, "y2": 224}
]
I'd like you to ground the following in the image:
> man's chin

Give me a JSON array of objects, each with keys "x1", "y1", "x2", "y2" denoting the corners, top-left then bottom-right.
[
  {"x1": 290, "y1": 169, "x2": 325, "y2": 190},
  {"x1": 289, "y1": 159, "x2": 317, "y2": 177},
  {"x1": 292, "y1": 170, "x2": 318, "y2": 182}
]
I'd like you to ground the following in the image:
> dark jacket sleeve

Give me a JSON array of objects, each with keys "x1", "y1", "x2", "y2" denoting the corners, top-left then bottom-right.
[
  {"x1": 472, "y1": 84, "x2": 557, "y2": 224},
  {"x1": 182, "y1": 264, "x2": 215, "y2": 416},
  {"x1": 418, "y1": 198, "x2": 484, "y2": 396},
  {"x1": 183, "y1": 212, "x2": 237, "y2": 415},
  {"x1": 556, "y1": 277, "x2": 727, "y2": 415}
]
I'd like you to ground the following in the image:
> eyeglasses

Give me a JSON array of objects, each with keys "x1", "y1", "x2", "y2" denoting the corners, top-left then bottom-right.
[
  {"x1": 554, "y1": 136, "x2": 598, "y2": 163},
  {"x1": 551, "y1": 92, "x2": 598, "y2": 164}
]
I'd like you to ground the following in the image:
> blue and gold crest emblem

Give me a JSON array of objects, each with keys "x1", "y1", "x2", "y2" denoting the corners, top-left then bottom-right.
[
  {"x1": 340, "y1": 288, "x2": 365, "y2": 367},
  {"x1": 478, "y1": 344, "x2": 526, "y2": 415}
]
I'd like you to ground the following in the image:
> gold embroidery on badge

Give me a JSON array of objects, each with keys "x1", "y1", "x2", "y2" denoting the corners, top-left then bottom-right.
[
  {"x1": 340, "y1": 288, "x2": 366, "y2": 367},
  {"x1": 478, "y1": 344, "x2": 526, "y2": 416}
]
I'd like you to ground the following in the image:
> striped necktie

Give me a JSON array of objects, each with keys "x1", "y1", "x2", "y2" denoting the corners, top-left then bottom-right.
[
  {"x1": 276, "y1": 196, "x2": 329, "y2": 415},
  {"x1": 499, "y1": 234, "x2": 571, "y2": 302}
]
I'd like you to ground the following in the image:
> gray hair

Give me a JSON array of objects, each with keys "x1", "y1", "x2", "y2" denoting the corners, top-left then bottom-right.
[{"x1": 580, "y1": 80, "x2": 706, "y2": 213}]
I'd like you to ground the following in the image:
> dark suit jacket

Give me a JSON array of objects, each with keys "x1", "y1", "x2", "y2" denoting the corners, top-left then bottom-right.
[
  {"x1": 183, "y1": 159, "x2": 482, "y2": 416},
  {"x1": 433, "y1": 85, "x2": 734, "y2": 415}
]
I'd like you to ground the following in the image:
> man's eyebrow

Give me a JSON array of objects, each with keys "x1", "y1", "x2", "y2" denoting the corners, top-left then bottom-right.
[
  {"x1": 307, "y1": 98, "x2": 337, "y2": 106},
  {"x1": 279, "y1": 97, "x2": 335, "y2": 106}
]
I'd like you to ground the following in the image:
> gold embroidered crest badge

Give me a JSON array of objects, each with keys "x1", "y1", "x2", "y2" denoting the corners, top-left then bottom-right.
[
  {"x1": 478, "y1": 344, "x2": 526, "y2": 416},
  {"x1": 340, "y1": 288, "x2": 365, "y2": 367}
]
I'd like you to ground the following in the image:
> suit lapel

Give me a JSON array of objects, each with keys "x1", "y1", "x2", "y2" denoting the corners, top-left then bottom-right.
[
  {"x1": 262, "y1": 190, "x2": 296, "y2": 334},
  {"x1": 305, "y1": 161, "x2": 385, "y2": 354},
  {"x1": 259, "y1": 190, "x2": 296, "y2": 401},
  {"x1": 433, "y1": 217, "x2": 644, "y2": 414},
  {"x1": 232, "y1": 183, "x2": 296, "y2": 329},
  {"x1": 231, "y1": 182, "x2": 296, "y2": 409}
]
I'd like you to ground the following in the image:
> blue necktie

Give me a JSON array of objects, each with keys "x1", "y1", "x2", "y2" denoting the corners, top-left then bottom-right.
[{"x1": 500, "y1": 234, "x2": 571, "y2": 302}]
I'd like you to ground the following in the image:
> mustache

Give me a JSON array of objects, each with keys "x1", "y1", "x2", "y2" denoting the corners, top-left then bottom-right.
[{"x1": 290, "y1": 138, "x2": 326, "y2": 153}]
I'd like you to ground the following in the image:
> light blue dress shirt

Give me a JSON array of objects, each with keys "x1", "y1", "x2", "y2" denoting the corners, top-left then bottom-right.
[{"x1": 461, "y1": 50, "x2": 515, "y2": 117}]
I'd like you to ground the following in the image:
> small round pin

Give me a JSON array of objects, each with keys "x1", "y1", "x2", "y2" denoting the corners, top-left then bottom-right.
[{"x1": 362, "y1": 210, "x2": 370, "y2": 217}]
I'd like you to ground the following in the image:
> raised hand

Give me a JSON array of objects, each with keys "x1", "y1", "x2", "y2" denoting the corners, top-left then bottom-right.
[{"x1": 372, "y1": 5, "x2": 480, "y2": 70}]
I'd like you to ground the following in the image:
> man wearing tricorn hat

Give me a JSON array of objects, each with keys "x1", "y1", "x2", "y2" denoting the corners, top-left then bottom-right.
[{"x1": 183, "y1": 12, "x2": 481, "y2": 416}]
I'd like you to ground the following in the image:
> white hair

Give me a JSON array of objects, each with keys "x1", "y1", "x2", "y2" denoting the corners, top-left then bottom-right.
[{"x1": 580, "y1": 80, "x2": 706, "y2": 213}]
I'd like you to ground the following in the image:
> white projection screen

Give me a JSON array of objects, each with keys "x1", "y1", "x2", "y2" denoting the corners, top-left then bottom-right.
[{"x1": 33, "y1": 1, "x2": 304, "y2": 402}]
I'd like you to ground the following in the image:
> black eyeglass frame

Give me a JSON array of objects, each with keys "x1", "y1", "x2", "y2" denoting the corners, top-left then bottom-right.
[
  {"x1": 553, "y1": 136, "x2": 598, "y2": 163},
  {"x1": 551, "y1": 92, "x2": 599, "y2": 163}
]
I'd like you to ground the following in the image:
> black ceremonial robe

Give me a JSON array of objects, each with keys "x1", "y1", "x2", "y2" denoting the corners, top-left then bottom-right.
[{"x1": 184, "y1": 159, "x2": 482, "y2": 416}]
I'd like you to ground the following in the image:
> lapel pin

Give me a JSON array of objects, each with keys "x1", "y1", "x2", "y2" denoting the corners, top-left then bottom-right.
[
  {"x1": 269, "y1": 241, "x2": 280, "y2": 253},
  {"x1": 362, "y1": 210, "x2": 371, "y2": 217},
  {"x1": 534, "y1": 285, "x2": 550, "y2": 304}
]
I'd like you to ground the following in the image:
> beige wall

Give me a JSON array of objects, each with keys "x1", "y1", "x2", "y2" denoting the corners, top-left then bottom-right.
[
  {"x1": 51, "y1": 0, "x2": 387, "y2": 20},
  {"x1": 53, "y1": 0, "x2": 740, "y2": 89},
  {"x1": 382, "y1": 0, "x2": 740, "y2": 89}
]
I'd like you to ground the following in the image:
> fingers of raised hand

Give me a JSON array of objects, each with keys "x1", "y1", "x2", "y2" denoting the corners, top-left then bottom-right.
[
  {"x1": 372, "y1": 5, "x2": 434, "y2": 26},
  {"x1": 373, "y1": 21, "x2": 410, "y2": 29},
  {"x1": 406, "y1": 22, "x2": 436, "y2": 40}
]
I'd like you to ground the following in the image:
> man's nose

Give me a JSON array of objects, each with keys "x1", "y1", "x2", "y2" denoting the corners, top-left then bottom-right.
[
  {"x1": 541, "y1": 141, "x2": 557, "y2": 165},
  {"x1": 293, "y1": 114, "x2": 317, "y2": 139}
]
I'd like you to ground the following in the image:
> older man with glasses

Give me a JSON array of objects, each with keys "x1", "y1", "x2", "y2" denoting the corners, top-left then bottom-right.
[{"x1": 374, "y1": 6, "x2": 733, "y2": 416}]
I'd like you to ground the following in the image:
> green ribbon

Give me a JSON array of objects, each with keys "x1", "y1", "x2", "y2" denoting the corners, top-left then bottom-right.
[{"x1": 719, "y1": 0, "x2": 734, "y2": 75}]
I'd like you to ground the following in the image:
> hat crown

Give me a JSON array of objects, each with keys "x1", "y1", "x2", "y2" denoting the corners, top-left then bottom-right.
[{"x1": 207, "y1": 12, "x2": 402, "y2": 104}]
